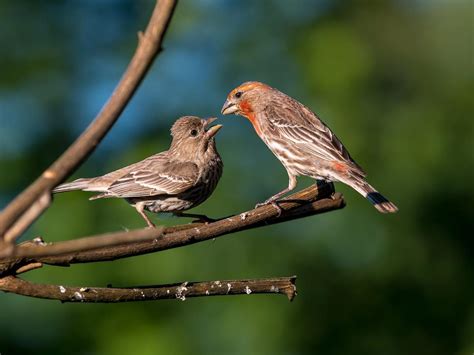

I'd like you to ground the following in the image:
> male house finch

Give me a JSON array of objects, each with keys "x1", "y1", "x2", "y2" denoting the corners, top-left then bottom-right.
[
  {"x1": 221, "y1": 81, "x2": 397, "y2": 213},
  {"x1": 53, "y1": 116, "x2": 223, "y2": 227}
]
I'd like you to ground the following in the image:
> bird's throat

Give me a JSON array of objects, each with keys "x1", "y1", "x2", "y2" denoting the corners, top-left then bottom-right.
[{"x1": 240, "y1": 100, "x2": 262, "y2": 136}]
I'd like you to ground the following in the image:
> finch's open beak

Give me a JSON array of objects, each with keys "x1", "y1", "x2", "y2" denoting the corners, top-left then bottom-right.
[
  {"x1": 221, "y1": 99, "x2": 238, "y2": 115},
  {"x1": 204, "y1": 117, "x2": 223, "y2": 138}
]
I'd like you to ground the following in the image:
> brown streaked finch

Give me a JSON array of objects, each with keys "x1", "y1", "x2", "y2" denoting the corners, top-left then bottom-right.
[
  {"x1": 53, "y1": 116, "x2": 224, "y2": 227},
  {"x1": 221, "y1": 81, "x2": 398, "y2": 213}
]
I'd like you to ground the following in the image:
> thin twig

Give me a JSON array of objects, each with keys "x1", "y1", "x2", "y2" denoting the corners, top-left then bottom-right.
[
  {"x1": 11, "y1": 227, "x2": 165, "y2": 258},
  {"x1": 0, "y1": 275, "x2": 297, "y2": 303},
  {"x1": 0, "y1": 0, "x2": 178, "y2": 242},
  {"x1": 0, "y1": 184, "x2": 345, "y2": 275},
  {"x1": 15, "y1": 262, "x2": 43, "y2": 275},
  {"x1": 0, "y1": 193, "x2": 51, "y2": 258},
  {"x1": 2, "y1": 193, "x2": 51, "y2": 245}
]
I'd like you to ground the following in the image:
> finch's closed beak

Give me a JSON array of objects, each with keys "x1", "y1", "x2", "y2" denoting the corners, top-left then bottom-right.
[
  {"x1": 204, "y1": 117, "x2": 222, "y2": 138},
  {"x1": 221, "y1": 99, "x2": 238, "y2": 115}
]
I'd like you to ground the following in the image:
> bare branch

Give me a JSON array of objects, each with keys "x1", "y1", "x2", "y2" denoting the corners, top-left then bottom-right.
[
  {"x1": 0, "y1": 275, "x2": 297, "y2": 303},
  {"x1": 0, "y1": 0, "x2": 178, "y2": 242},
  {"x1": 0, "y1": 184, "x2": 344, "y2": 275},
  {"x1": 11, "y1": 226, "x2": 165, "y2": 258},
  {"x1": 14, "y1": 262, "x2": 43, "y2": 275},
  {"x1": 0, "y1": 193, "x2": 51, "y2": 254}
]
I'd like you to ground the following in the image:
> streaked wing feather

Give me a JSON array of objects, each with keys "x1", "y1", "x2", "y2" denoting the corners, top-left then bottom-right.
[
  {"x1": 107, "y1": 162, "x2": 199, "y2": 197},
  {"x1": 264, "y1": 101, "x2": 366, "y2": 175}
]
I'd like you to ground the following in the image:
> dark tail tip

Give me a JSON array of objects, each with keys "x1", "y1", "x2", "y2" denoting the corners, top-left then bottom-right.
[{"x1": 367, "y1": 192, "x2": 398, "y2": 213}]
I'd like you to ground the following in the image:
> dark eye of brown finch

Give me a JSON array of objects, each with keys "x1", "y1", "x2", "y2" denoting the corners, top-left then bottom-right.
[{"x1": 190, "y1": 129, "x2": 198, "y2": 137}]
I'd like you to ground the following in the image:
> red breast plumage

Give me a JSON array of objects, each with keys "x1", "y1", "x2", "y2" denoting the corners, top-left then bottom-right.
[{"x1": 221, "y1": 81, "x2": 398, "y2": 213}]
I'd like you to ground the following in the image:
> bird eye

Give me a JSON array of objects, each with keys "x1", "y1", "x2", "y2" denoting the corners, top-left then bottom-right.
[
  {"x1": 235, "y1": 91, "x2": 242, "y2": 99},
  {"x1": 190, "y1": 129, "x2": 198, "y2": 137}
]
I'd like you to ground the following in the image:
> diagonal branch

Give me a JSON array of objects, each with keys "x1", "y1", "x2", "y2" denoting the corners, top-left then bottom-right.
[
  {"x1": 0, "y1": 275, "x2": 297, "y2": 303},
  {"x1": 3, "y1": 193, "x2": 51, "y2": 246},
  {"x1": 0, "y1": 0, "x2": 178, "y2": 243},
  {"x1": 0, "y1": 184, "x2": 345, "y2": 275}
]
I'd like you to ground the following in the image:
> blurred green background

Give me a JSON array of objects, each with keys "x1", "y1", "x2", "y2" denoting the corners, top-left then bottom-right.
[{"x1": 1, "y1": 0, "x2": 473, "y2": 354}]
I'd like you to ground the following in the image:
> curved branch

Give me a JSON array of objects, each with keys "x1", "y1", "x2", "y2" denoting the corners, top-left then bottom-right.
[
  {"x1": 0, "y1": 275, "x2": 297, "y2": 303},
  {"x1": 0, "y1": 184, "x2": 345, "y2": 275},
  {"x1": 0, "y1": 0, "x2": 178, "y2": 242}
]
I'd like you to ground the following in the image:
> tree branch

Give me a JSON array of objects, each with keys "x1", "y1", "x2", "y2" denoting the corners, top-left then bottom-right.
[
  {"x1": 0, "y1": 275, "x2": 297, "y2": 303},
  {"x1": 0, "y1": 2, "x2": 343, "y2": 307},
  {"x1": 13, "y1": 226, "x2": 165, "y2": 258},
  {"x1": 0, "y1": 193, "x2": 51, "y2": 258},
  {"x1": 0, "y1": 184, "x2": 345, "y2": 275},
  {"x1": 0, "y1": 0, "x2": 178, "y2": 243}
]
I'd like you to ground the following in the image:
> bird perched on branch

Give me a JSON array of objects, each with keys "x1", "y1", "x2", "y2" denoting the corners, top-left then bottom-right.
[
  {"x1": 53, "y1": 116, "x2": 223, "y2": 227},
  {"x1": 221, "y1": 81, "x2": 397, "y2": 213}
]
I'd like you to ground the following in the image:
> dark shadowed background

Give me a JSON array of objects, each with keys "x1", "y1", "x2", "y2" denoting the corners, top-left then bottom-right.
[{"x1": 1, "y1": 1, "x2": 473, "y2": 354}]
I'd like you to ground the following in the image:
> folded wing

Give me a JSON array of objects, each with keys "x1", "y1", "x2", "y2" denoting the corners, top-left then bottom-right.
[
  {"x1": 264, "y1": 100, "x2": 366, "y2": 176},
  {"x1": 96, "y1": 161, "x2": 199, "y2": 199}
]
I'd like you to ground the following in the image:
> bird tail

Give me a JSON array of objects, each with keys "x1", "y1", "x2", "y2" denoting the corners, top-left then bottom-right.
[
  {"x1": 52, "y1": 178, "x2": 93, "y2": 193},
  {"x1": 328, "y1": 160, "x2": 397, "y2": 213},
  {"x1": 344, "y1": 176, "x2": 398, "y2": 213}
]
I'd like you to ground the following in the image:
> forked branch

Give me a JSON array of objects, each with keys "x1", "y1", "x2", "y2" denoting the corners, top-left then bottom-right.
[
  {"x1": 0, "y1": 184, "x2": 344, "y2": 276},
  {"x1": 0, "y1": 0, "x2": 178, "y2": 243},
  {"x1": 0, "y1": 1, "x2": 346, "y2": 306}
]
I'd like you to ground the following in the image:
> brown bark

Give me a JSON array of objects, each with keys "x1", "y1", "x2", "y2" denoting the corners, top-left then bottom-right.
[
  {"x1": 0, "y1": 1, "x2": 346, "y2": 305},
  {"x1": 0, "y1": 184, "x2": 344, "y2": 276},
  {"x1": 0, "y1": 0, "x2": 178, "y2": 244},
  {"x1": 0, "y1": 275, "x2": 297, "y2": 303}
]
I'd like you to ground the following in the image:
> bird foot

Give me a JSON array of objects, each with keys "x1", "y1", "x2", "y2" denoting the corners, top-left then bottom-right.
[
  {"x1": 255, "y1": 200, "x2": 283, "y2": 217},
  {"x1": 255, "y1": 196, "x2": 276, "y2": 208},
  {"x1": 271, "y1": 201, "x2": 283, "y2": 217}
]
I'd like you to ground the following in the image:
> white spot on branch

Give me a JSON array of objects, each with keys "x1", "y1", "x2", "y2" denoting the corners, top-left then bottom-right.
[
  {"x1": 33, "y1": 237, "x2": 46, "y2": 245},
  {"x1": 175, "y1": 282, "x2": 188, "y2": 301},
  {"x1": 59, "y1": 286, "x2": 66, "y2": 294},
  {"x1": 245, "y1": 286, "x2": 252, "y2": 295}
]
